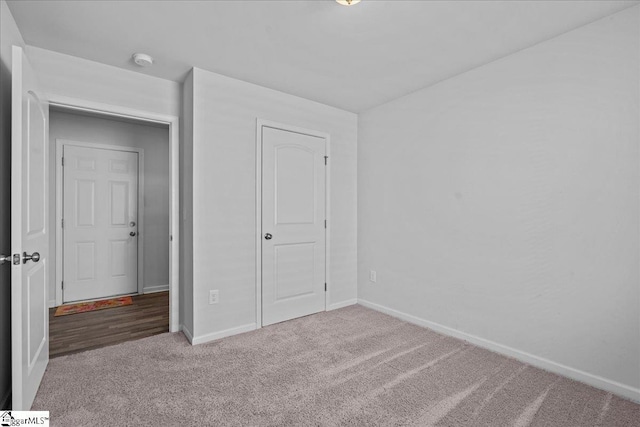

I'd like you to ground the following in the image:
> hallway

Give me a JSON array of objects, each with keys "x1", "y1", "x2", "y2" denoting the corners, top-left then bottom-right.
[{"x1": 49, "y1": 292, "x2": 168, "y2": 358}]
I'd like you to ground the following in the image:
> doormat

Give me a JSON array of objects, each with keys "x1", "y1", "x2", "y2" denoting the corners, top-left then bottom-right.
[{"x1": 54, "y1": 296, "x2": 133, "y2": 317}]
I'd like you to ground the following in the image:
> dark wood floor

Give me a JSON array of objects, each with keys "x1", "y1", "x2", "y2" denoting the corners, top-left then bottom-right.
[{"x1": 49, "y1": 291, "x2": 169, "y2": 358}]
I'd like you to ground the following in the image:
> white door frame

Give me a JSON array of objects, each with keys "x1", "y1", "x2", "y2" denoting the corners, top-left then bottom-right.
[
  {"x1": 255, "y1": 119, "x2": 331, "y2": 329},
  {"x1": 49, "y1": 95, "x2": 180, "y2": 333},
  {"x1": 55, "y1": 140, "x2": 145, "y2": 304}
]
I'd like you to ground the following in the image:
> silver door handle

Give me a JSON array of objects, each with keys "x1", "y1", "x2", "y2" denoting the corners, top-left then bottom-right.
[
  {"x1": 0, "y1": 254, "x2": 11, "y2": 265},
  {"x1": 264, "y1": 233, "x2": 273, "y2": 240},
  {"x1": 22, "y1": 251, "x2": 40, "y2": 264}
]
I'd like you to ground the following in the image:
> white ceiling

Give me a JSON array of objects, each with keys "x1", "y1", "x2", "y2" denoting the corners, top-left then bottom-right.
[{"x1": 7, "y1": 0, "x2": 638, "y2": 112}]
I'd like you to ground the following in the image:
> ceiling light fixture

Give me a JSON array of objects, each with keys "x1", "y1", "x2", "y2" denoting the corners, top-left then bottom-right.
[
  {"x1": 132, "y1": 53, "x2": 154, "y2": 67},
  {"x1": 336, "y1": 0, "x2": 361, "y2": 6}
]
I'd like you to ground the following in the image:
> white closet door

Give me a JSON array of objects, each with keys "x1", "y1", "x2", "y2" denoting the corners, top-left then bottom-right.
[{"x1": 261, "y1": 126, "x2": 326, "y2": 326}]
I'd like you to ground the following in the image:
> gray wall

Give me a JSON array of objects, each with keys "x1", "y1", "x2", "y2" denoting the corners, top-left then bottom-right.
[
  {"x1": 49, "y1": 110, "x2": 170, "y2": 302},
  {"x1": 0, "y1": 0, "x2": 26, "y2": 409},
  {"x1": 358, "y1": 6, "x2": 639, "y2": 397},
  {"x1": 180, "y1": 71, "x2": 194, "y2": 335},
  {"x1": 184, "y1": 68, "x2": 358, "y2": 342}
]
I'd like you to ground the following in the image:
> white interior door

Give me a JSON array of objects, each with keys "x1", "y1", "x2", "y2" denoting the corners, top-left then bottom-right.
[
  {"x1": 62, "y1": 145, "x2": 139, "y2": 302},
  {"x1": 261, "y1": 126, "x2": 326, "y2": 326},
  {"x1": 11, "y1": 46, "x2": 49, "y2": 410}
]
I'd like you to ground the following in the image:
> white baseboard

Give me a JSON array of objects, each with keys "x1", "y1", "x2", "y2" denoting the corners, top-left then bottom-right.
[
  {"x1": 191, "y1": 323, "x2": 257, "y2": 346},
  {"x1": 143, "y1": 284, "x2": 169, "y2": 294},
  {"x1": 181, "y1": 324, "x2": 194, "y2": 344},
  {"x1": 328, "y1": 299, "x2": 358, "y2": 311},
  {"x1": 0, "y1": 387, "x2": 11, "y2": 410},
  {"x1": 357, "y1": 299, "x2": 640, "y2": 403}
]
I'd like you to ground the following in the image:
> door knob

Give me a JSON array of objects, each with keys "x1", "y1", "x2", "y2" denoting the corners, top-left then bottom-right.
[
  {"x1": 264, "y1": 233, "x2": 273, "y2": 240},
  {"x1": 130, "y1": 231, "x2": 137, "y2": 237},
  {"x1": 0, "y1": 254, "x2": 11, "y2": 265},
  {"x1": 22, "y1": 252, "x2": 40, "y2": 264}
]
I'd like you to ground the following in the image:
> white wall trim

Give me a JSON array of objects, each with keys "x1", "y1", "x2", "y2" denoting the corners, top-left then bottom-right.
[
  {"x1": 48, "y1": 95, "x2": 180, "y2": 333},
  {"x1": 181, "y1": 324, "x2": 194, "y2": 344},
  {"x1": 47, "y1": 299, "x2": 56, "y2": 309},
  {"x1": 55, "y1": 139, "x2": 145, "y2": 305},
  {"x1": 190, "y1": 323, "x2": 257, "y2": 346},
  {"x1": 327, "y1": 299, "x2": 357, "y2": 311},
  {"x1": 143, "y1": 284, "x2": 170, "y2": 294},
  {"x1": 255, "y1": 119, "x2": 331, "y2": 329},
  {"x1": 357, "y1": 299, "x2": 640, "y2": 403}
]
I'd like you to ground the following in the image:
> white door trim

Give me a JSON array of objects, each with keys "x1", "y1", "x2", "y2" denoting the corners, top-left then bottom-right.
[
  {"x1": 55, "y1": 140, "x2": 145, "y2": 304},
  {"x1": 255, "y1": 119, "x2": 331, "y2": 329},
  {"x1": 48, "y1": 95, "x2": 180, "y2": 333}
]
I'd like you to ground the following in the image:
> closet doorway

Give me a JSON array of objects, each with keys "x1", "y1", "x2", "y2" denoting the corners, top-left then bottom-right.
[{"x1": 256, "y1": 120, "x2": 330, "y2": 327}]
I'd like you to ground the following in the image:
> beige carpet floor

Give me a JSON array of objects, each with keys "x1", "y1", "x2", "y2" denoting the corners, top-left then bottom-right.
[{"x1": 33, "y1": 305, "x2": 639, "y2": 426}]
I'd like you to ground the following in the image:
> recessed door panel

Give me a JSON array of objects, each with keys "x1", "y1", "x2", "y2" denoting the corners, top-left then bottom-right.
[
  {"x1": 77, "y1": 158, "x2": 95, "y2": 171},
  {"x1": 63, "y1": 145, "x2": 138, "y2": 303},
  {"x1": 274, "y1": 242, "x2": 316, "y2": 300},
  {"x1": 109, "y1": 239, "x2": 128, "y2": 278},
  {"x1": 109, "y1": 159, "x2": 130, "y2": 173},
  {"x1": 110, "y1": 181, "x2": 129, "y2": 226},
  {"x1": 75, "y1": 180, "x2": 95, "y2": 226},
  {"x1": 27, "y1": 263, "x2": 46, "y2": 370},
  {"x1": 262, "y1": 126, "x2": 326, "y2": 326},
  {"x1": 275, "y1": 146, "x2": 316, "y2": 225},
  {"x1": 75, "y1": 242, "x2": 95, "y2": 280},
  {"x1": 26, "y1": 95, "x2": 46, "y2": 236}
]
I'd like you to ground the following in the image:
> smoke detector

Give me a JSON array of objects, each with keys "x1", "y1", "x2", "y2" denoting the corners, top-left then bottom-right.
[{"x1": 132, "y1": 53, "x2": 154, "y2": 67}]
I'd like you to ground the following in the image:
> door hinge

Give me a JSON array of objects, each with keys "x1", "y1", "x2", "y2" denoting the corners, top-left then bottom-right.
[
  {"x1": 61, "y1": 281, "x2": 64, "y2": 290},
  {"x1": 324, "y1": 156, "x2": 328, "y2": 165},
  {"x1": 61, "y1": 218, "x2": 64, "y2": 228},
  {"x1": 325, "y1": 283, "x2": 327, "y2": 292},
  {"x1": 170, "y1": 235, "x2": 173, "y2": 241},
  {"x1": 61, "y1": 157, "x2": 64, "y2": 166},
  {"x1": 324, "y1": 219, "x2": 327, "y2": 229}
]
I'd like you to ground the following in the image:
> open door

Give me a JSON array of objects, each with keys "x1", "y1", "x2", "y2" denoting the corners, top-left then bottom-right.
[{"x1": 11, "y1": 45, "x2": 49, "y2": 410}]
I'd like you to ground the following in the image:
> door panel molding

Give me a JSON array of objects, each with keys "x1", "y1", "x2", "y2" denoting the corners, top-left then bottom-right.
[
  {"x1": 255, "y1": 119, "x2": 331, "y2": 329},
  {"x1": 55, "y1": 139, "x2": 144, "y2": 304},
  {"x1": 26, "y1": 261, "x2": 46, "y2": 373}
]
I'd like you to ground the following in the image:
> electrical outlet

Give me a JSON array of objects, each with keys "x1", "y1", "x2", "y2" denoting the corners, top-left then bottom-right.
[
  {"x1": 369, "y1": 270, "x2": 377, "y2": 283},
  {"x1": 209, "y1": 290, "x2": 219, "y2": 305}
]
